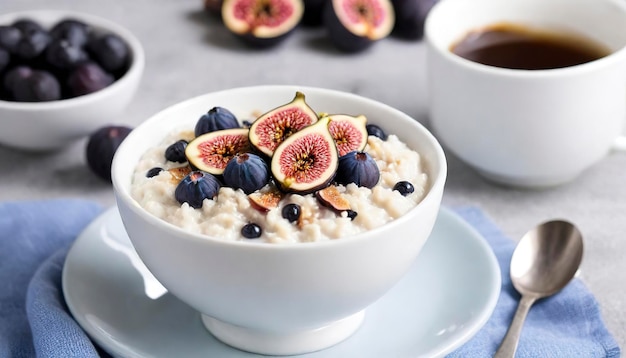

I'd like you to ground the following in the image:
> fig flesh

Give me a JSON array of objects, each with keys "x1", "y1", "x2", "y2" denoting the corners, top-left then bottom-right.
[
  {"x1": 271, "y1": 116, "x2": 338, "y2": 193},
  {"x1": 249, "y1": 91, "x2": 319, "y2": 157},
  {"x1": 316, "y1": 185, "x2": 351, "y2": 212},
  {"x1": 327, "y1": 114, "x2": 368, "y2": 156},
  {"x1": 249, "y1": 187, "x2": 284, "y2": 211},
  {"x1": 323, "y1": 0, "x2": 395, "y2": 52},
  {"x1": 168, "y1": 166, "x2": 193, "y2": 183},
  {"x1": 221, "y1": 0, "x2": 304, "y2": 48},
  {"x1": 185, "y1": 128, "x2": 251, "y2": 175}
]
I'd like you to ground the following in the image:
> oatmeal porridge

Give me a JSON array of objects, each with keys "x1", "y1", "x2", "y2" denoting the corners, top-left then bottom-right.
[{"x1": 130, "y1": 93, "x2": 429, "y2": 243}]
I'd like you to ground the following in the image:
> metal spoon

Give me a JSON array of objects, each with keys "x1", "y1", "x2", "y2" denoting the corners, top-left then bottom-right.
[{"x1": 494, "y1": 219, "x2": 583, "y2": 358}]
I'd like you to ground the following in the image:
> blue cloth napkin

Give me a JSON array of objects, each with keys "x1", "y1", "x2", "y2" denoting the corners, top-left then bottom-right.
[
  {"x1": 447, "y1": 207, "x2": 620, "y2": 358},
  {"x1": 0, "y1": 200, "x2": 620, "y2": 357}
]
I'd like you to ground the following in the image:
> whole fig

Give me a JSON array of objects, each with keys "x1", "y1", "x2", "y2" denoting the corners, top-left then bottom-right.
[
  {"x1": 335, "y1": 151, "x2": 380, "y2": 188},
  {"x1": 86, "y1": 125, "x2": 133, "y2": 182},
  {"x1": 223, "y1": 153, "x2": 270, "y2": 194},
  {"x1": 194, "y1": 107, "x2": 240, "y2": 136},
  {"x1": 175, "y1": 171, "x2": 222, "y2": 209}
]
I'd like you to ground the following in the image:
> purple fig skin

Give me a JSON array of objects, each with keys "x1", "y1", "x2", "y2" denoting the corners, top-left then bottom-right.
[
  {"x1": 203, "y1": 0, "x2": 224, "y2": 17},
  {"x1": 9, "y1": 69, "x2": 61, "y2": 102},
  {"x1": 86, "y1": 125, "x2": 133, "y2": 182},
  {"x1": 335, "y1": 151, "x2": 380, "y2": 188},
  {"x1": 233, "y1": 31, "x2": 295, "y2": 49},
  {"x1": 194, "y1": 106, "x2": 240, "y2": 136},
  {"x1": 175, "y1": 171, "x2": 222, "y2": 209},
  {"x1": 390, "y1": 0, "x2": 438, "y2": 40},
  {"x1": 301, "y1": 0, "x2": 326, "y2": 26}
]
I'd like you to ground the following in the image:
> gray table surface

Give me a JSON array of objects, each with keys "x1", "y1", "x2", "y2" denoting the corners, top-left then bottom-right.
[{"x1": 2, "y1": 0, "x2": 625, "y2": 353}]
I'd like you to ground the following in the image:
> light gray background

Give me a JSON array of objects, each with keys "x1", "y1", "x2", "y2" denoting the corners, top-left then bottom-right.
[{"x1": 2, "y1": 0, "x2": 624, "y2": 352}]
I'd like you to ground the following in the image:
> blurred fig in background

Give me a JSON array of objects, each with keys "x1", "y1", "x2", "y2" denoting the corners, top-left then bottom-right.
[
  {"x1": 221, "y1": 0, "x2": 304, "y2": 48},
  {"x1": 86, "y1": 125, "x2": 133, "y2": 182},
  {"x1": 0, "y1": 48, "x2": 9, "y2": 73},
  {"x1": 390, "y1": 0, "x2": 438, "y2": 40},
  {"x1": 323, "y1": 0, "x2": 395, "y2": 52}
]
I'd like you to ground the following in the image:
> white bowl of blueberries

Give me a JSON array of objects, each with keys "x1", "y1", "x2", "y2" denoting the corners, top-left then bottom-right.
[{"x1": 0, "y1": 10, "x2": 144, "y2": 151}]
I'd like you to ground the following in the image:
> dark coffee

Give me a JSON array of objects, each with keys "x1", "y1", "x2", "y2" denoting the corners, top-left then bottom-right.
[{"x1": 450, "y1": 23, "x2": 611, "y2": 70}]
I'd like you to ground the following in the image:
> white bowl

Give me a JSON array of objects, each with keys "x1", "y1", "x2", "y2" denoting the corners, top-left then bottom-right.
[
  {"x1": 111, "y1": 85, "x2": 447, "y2": 355},
  {"x1": 0, "y1": 10, "x2": 144, "y2": 151}
]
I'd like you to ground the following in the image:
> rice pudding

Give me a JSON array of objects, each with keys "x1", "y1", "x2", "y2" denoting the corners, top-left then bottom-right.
[{"x1": 130, "y1": 93, "x2": 429, "y2": 243}]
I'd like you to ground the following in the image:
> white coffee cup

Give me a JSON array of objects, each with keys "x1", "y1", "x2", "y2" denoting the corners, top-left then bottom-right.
[{"x1": 424, "y1": 0, "x2": 626, "y2": 188}]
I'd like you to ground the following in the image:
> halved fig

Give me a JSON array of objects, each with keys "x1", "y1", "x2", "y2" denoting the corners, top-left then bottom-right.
[
  {"x1": 271, "y1": 116, "x2": 338, "y2": 193},
  {"x1": 249, "y1": 187, "x2": 284, "y2": 211},
  {"x1": 221, "y1": 0, "x2": 304, "y2": 48},
  {"x1": 168, "y1": 166, "x2": 193, "y2": 183},
  {"x1": 185, "y1": 128, "x2": 251, "y2": 175},
  {"x1": 327, "y1": 114, "x2": 368, "y2": 156},
  {"x1": 323, "y1": 0, "x2": 395, "y2": 52},
  {"x1": 316, "y1": 185, "x2": 351, "y2": 212},
  {"x1": 249, "y1": 91, "x2": 319, "y2": 157}
]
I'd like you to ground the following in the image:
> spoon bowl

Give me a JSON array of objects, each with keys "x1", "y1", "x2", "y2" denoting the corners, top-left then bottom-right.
[
  {"x1": 494, "y1": 219, "x2": 584, "y2": 358},
  {"x1": 511, "y1": 220, "x2": 584, "y2": 297}
]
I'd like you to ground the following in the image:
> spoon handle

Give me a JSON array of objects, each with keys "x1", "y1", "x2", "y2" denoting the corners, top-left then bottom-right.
[{"x1": 494, "y1": 295, "x2": 536, "y2": 358}]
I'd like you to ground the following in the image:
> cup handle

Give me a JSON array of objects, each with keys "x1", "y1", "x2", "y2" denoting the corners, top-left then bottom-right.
[{"x1": 612, "y1": 135, "x2": 626, "y2": 152}]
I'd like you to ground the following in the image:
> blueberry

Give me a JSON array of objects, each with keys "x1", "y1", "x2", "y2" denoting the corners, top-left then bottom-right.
[
  {"x1": 66, "y1": 62, "x2": 114, "y2": 97},
  {"x1": 10, "y1": 69, "x2": 61, "y2": 102},
  {"x1": 86, "y1": 125, "x2": 133, "y2": 182},
  {"x1": 12, "y1": 19, "x2": 45, "y2": 34},
  {"x1": 45, "y1": 39, "x2": 89, "y2": 71},
  {"x1": 366, "y1": 124, "x2": 387, "y2": 140},
  {"x1": 174, "y1": 171, "x2": 221, "y2": 209},
  {"x1": 87, "y1": 33, "x2": 130, "y2": 73},
  {"x1": 14, "y1": 27, "x2": 50, "y2": 60},
  {"x1": 335, "y1": 151, "x2": 380, "y2": 189},
  {"x1": 241, "y1": 223, "x2": 262, "y2": 239},
  {"x1": 50, "y1": 18, "x2": 90, "y2": 46},
  {"x1": 165, "y1": 140, "x2": 188, "y2": 163},
  {"x1": 194, "y1": 106, "x2": 240, "y2": 136},
  {"x1": 222, "y1": 153, "x2": 270, "y2": 194},
  {"x1": 0, "y1": 25, "x2": 21, "y2": 53},
  {"x1": 281, "y1": 203, "x2": 301, "y2": 223},
  {"x1": 346, "y1": 210, "x2": 358, "y2": 221},
  {"x1": 393, "y1": 181, "x2": 414, "y2": 196},
  {"x1": 146, "y1": 167, "x2": 164, "y2": 178}
]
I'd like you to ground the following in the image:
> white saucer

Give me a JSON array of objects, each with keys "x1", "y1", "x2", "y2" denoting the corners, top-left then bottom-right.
[{"x1": 62, "y1": 207, "x2": 501, "y2": 358}]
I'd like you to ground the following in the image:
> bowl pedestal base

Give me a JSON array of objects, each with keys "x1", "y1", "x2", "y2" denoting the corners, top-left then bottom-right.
[{"x1": 201, "y1": 310, "x2": 365, "y2": 356}]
